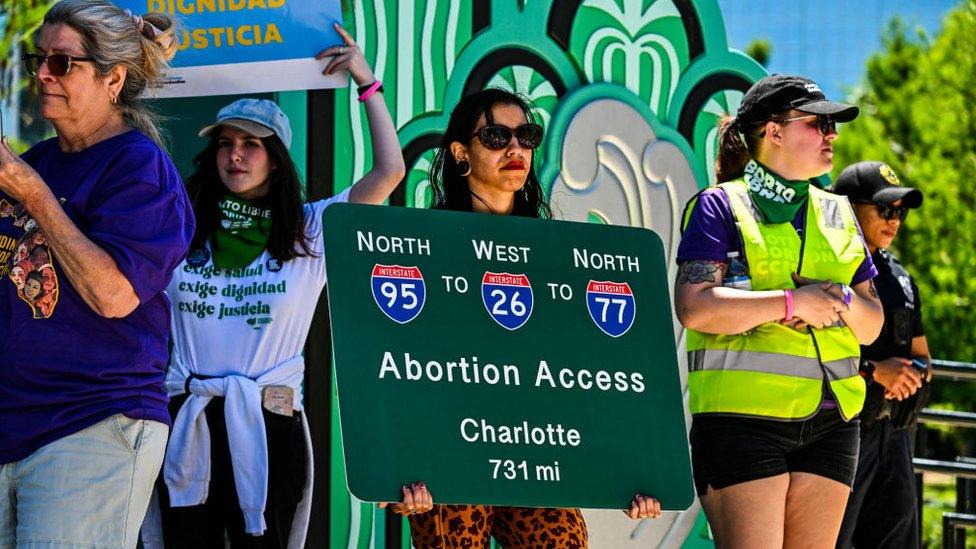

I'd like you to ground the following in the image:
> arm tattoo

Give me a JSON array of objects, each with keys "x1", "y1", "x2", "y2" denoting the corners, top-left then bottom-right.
[
  {"x1": 678, "y1": 260, "x2": 725, "y2": 284},
  {"x1": 868, "y1": 280, "x2": 879, "y2": 299}
]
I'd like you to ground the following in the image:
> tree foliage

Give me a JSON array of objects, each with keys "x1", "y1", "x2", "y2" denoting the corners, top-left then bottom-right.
[
  {"x1": 1, "y1": 0, "x2": 52, "y2": 102},
  {"x1": 1, "y1": 0, "x2": 54, "y2": 150},
  {"x1": 832, "y1": 1, "x2": 976, "y2": 435},
  {"x1": 745, "y1": 38, "x2": 772, "y2": 67}
]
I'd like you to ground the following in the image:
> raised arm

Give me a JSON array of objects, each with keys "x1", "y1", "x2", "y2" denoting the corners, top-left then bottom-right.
[{"x1": 316, "y1": 23, "x2": 405, "y2": 205}]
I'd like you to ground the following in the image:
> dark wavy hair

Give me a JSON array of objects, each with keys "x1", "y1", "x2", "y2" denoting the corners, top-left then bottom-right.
[
  {"x1": 185, "y1": 131, "x2": 314, "y2": 262},
  {"x1": 429, "y1": 88, "x2": 552, "y2": 219}
]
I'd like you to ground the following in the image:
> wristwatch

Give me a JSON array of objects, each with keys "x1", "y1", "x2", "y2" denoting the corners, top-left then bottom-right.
[{"x1": 859, "y1": 358, "x2": 875, "y2": 382}]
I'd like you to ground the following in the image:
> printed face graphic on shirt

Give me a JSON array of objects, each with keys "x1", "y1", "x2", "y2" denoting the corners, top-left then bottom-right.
[{"x1": 1, "y1": 201, "x2": 61, "y2": 319}]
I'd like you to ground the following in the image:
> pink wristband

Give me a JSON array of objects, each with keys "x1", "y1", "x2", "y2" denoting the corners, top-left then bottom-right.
[
  {"x1": 783, "y1": 289, "x2": 794, "y2": 321},
  {"x1": 358, "y1": 80, "x2": 383, "y2": 102}
]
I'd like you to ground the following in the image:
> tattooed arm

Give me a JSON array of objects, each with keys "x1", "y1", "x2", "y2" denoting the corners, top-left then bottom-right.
[
  {"x1": 841, "y1": 279, "x2": 884, "y2": 344},
  {"x1": 675, "y1": 260, "x2": 802, "y2": 335}
]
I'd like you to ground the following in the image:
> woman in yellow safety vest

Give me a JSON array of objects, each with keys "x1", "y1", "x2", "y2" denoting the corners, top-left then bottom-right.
[{"x1": 675, "y1": 74, "x2": 884, "y2": 548}]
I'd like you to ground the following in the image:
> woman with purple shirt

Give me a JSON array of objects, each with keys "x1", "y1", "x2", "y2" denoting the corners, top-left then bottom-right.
[
  {"x1": 0, "y1": 1, "x2": 193, "y2": 547},
  {"x1": 675, "y1": 75, "x2": 884, "y2": 547}
]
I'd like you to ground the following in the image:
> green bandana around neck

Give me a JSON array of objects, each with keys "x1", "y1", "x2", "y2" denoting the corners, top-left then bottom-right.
[
  {"x1": 211, "y1": 194, "x2": 272, "y2": 270},
  {"x1": 743, "y1": 159, "x2": 810, "y2": 224}
]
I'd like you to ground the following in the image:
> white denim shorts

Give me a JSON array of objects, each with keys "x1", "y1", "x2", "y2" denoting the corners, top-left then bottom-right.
[{"x1": 0, "y1": 413, "x2": 168, "y2": 549}]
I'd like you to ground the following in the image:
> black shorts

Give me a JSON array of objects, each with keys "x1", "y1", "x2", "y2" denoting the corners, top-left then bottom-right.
[{"x1": 689, "y1": 408, "x2": 860, "y2": 496}]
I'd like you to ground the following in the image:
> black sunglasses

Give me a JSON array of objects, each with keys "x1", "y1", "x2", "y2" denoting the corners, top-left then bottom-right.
[
  {"x1": 21, "y1": 52, "x2": 95, "y2": 77},
  {"x1": 858, "y1": 201, "x2": 910, "y2": 221},
  {"x1": 471, "y1": 123, "x2": 544, "y2": 150},
  {"x1": 783, "y1": 113, "x2": 837, "y2": 136}
]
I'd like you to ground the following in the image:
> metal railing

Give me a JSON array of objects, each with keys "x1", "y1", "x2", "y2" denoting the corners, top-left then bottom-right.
[{"x1": 913, "y1": 359, "x2": 976, "y2": 549}]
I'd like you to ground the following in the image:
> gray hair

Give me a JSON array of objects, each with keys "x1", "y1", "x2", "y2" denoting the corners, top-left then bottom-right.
[{"x1": 42, "y1": 0, "x2": 177, "y2": 146}]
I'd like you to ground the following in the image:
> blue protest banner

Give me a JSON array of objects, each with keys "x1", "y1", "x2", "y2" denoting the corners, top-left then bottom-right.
[{"x1": 113, "y1": 0, "x2": 345, "y2": 97}]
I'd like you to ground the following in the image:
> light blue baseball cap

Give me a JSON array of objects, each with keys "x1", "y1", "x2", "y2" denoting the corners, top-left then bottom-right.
[{"x1": 198, "y1": 98, "x2": 293, "y2": 149}]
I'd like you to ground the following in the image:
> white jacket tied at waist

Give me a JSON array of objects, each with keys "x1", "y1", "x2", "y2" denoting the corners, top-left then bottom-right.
[{"x1": 163, "y1": 354, "x2": 306, "y2": 537}]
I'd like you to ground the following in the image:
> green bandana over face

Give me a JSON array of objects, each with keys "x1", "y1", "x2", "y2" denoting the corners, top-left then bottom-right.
[
  {"x1": 743, "y1": 159, "x2": 810, "y2": 223},
  {"x1": 211, "y1": 195, "x2": 272, "y2": 270}
]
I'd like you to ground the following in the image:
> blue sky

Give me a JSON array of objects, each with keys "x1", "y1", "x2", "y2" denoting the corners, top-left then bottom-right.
[{"x1": 717, "y1": 0, "x2": 960, "y2": 102}]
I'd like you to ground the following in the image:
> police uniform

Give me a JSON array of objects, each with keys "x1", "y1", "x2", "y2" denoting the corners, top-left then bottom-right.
[
  {"x1": 836, "y1": 249, "x2": 927, "y2": 548},
  {"x1": 831, "y1": 160, "x2": 927, "y2": 549}
]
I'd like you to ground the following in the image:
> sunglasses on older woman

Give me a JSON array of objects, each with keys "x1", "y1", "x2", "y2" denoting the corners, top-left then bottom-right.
[
  {"x1": 21, "y1": 52, "x2": 95, "y2": 77},
  {"x1": 471, "y1": 123, "x2": 544, "y2": 150}
]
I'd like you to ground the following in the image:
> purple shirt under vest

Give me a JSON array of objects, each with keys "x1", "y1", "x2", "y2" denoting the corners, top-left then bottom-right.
[
  {"x1": 678, "y1": 187, "x2": 877, "y2": 285},
  {"x1": 678, "y1": 187, "x2": 877, "y2": 411},
  {"x1": 0, "y1": 130, "x2": 194, "y2": 463}
]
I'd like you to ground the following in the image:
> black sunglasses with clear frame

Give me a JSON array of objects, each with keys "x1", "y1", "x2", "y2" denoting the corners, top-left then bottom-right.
[
  {"x1": 21, "y1": 51, "x2": 95, "y2": 77},
  {"x1": 857, "y1": 201, "x2": 910, "y2": 222},
  {"x1": 471, "y1": 123, "x2": 544, "y2": 150},
  {"x1": 782, "y1": 113, "x2": 837, "y2": 136}
]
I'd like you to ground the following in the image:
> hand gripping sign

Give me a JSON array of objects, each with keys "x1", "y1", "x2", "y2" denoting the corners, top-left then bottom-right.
[
  {"x1": 481, "y1": 272, "x2": 533, "y2": 330},
  {"x1": 371, "y1": 264, "x2": 425, "y2": 324}
]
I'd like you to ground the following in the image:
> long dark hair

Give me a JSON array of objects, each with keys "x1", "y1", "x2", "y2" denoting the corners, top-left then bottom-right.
[
  {"x1": 185, "y1": 131, "x2": 314, "y2": 261},
  {"x1": 714, "y1": 112, "x2": 788, "y2": 183},
  {"x1": 429, "y1": 89, "x2": 552, "y2": 219}
]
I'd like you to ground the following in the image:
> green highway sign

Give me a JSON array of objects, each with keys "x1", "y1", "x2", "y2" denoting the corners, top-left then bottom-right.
[{"x1": 323, "y1": 203, "x2": 693, "y2": 510}]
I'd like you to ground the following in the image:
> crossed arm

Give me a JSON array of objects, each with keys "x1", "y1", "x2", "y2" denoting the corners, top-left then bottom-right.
[{"x1": 675, "y1": 259, "x2": 884, "y2": 343}]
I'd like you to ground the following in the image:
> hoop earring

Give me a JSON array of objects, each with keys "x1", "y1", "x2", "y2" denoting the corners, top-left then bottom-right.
[
  {"x1": 456, "y1": 159, "x2": 471, "y2": 177},
  {"x1": 111, "y1": 94, "x2": 118, "y2": 105}
]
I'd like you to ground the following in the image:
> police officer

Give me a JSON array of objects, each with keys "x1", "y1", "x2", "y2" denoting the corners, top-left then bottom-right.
[{"x1": 832, "y1": 161, "x2": 931, "y2": 548}]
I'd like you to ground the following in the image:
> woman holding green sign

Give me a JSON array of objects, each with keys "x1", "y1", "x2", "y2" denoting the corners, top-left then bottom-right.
[
  {"x1": 155, "y1": 24, "x2": 415, "y2": 548},
  {"x1": 398, "y1": 88, "x2": 661, "y2": 548},
  {"x1": 675, "y1": 74, "x2": 884, "y2": 547}
]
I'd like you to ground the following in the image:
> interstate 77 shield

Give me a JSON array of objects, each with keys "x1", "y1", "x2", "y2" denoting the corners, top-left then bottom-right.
[{"x1": 586, "y1": 280, "x2": 636, "y2": 337}]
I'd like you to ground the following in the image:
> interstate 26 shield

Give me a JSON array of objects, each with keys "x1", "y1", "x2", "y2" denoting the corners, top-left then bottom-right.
[
  {"x1": 481, "y1": 272, "x2": 533, "y2": 330},
  {"x1": 586, "y1": 280, "x2": 636, "y2": 337},
  {"x1": 370, "y1": 264, "x2": 425, "y2": 324}
]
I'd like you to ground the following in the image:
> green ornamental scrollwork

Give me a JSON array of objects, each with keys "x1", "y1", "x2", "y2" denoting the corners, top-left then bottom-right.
[
  {"x1": 405, "y1": 149, "x2": 437, "y2": 209},
  {"x1": 695, "y1": 88, "x2": 742, "y2": 184},
  {"x1": 569, "y1": 0, "x2": 691, "y2": 117}
]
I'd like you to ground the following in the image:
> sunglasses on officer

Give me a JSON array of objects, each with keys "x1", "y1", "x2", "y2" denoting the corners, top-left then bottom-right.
[
  {"x1": 471, "y1": 123, "x2": 544, "y2": 150},
  {"x1": 21, "y1": 51, "x2": 95, "y2": 77},
  {"x1": 782, "y1": 113, "x2": 837, "y2": 136},
  {"x1": 857, "y1": 201, "x2": 910, "y2": 222}
]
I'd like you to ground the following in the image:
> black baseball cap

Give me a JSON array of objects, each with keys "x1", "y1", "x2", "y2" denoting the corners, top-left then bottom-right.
[
  {"x1": 737, "y1": 74, "x2": 859, "y2": 126},
  {"x1": 831, "y1": 161, "x2": 923, "y2": 208}
]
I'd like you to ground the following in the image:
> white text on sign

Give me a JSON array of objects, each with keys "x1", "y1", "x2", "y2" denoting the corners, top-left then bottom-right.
[
  {"x1": 473, "y1": 240, "x2": 531, "y2": 263},
  {"x1": 357, "y1": 231, "x2": 432, "y2": 255},
  {"x1": 377, "y1": 352, "x2": 645, "y2": 393},
  {"x1": 572, "y1": 248, "x2": 640, "y2": 272}
]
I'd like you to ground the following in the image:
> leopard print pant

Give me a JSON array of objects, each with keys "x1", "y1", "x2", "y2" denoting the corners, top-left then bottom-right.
[{"x1": 407, "y1": 504, "x2": 588, "y2": 548}]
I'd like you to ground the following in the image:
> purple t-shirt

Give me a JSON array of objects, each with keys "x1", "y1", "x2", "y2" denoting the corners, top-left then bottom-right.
[
  {"x1": 677, "y1": 187, "x2": 877, "y2": 285},
  {"x1": 0, "y1": 130, "x2": 194, "y2": 463}
]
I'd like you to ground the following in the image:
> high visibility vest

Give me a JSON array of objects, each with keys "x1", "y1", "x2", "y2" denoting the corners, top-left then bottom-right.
[{"x1": 685, "y1": 180, "x2": 867, "y2": 421}]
